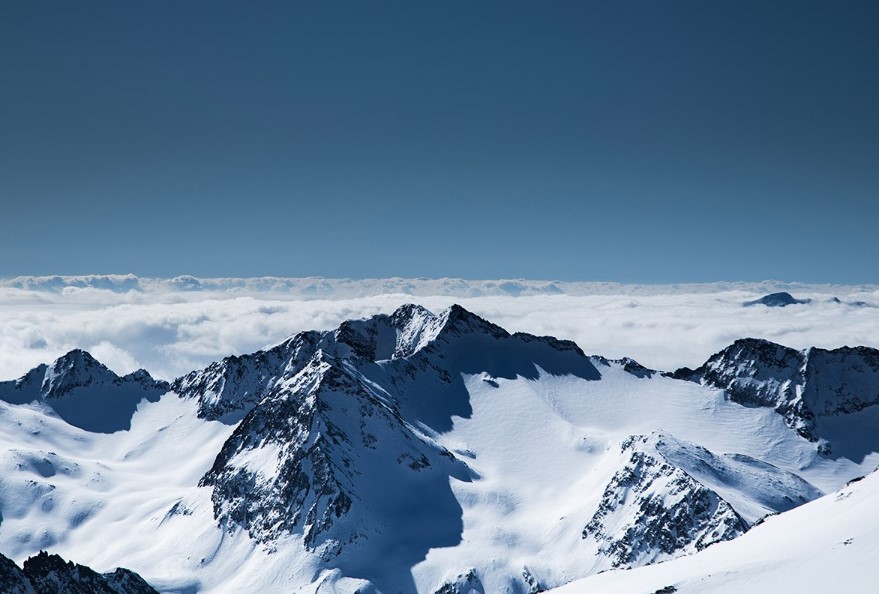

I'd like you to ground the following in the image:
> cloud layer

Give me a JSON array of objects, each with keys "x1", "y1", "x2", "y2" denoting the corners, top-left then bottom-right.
[{"x1": 1, "y1": 276, "x2": 878, "y2": 382}]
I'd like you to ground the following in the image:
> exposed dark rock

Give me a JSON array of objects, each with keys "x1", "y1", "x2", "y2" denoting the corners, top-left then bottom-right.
[
  {"x1": 172, "y1": 330, "x2": 322, "y2": 422},
  {"x1": 582, "y1": 435, "x2": 748, "y2": 568},
  {"x1": 0, "y1": 551, "x2": 33, "y2": 594},
  {"x1": 0, "y1": 350, "x2": 169, "y2": 433},
  {"x1": 743, "y1": 292, "x2": 811, "y2": 307},
  {"x1": 432, "y1": 569, "x2": 484, "y2": 594},
  {"x1": 674, "y1": 338, "x2": 879, "y2": 440},
  {"x1": 19, "y1": 551, "x2": 157, "y2": 594}
]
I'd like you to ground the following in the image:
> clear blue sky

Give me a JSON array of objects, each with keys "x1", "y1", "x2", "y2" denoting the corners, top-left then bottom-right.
[{"x1": 1, "y1": 1, "x2": 877, "y2": 282}]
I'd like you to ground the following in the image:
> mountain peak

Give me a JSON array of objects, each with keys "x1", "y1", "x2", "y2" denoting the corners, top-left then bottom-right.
[
  {"x1": 42, "y1": 349, "x2": 119, "y2": 398},
  {"x1": 743, "y1": 292, "x2": 812, "y2": 307},
  {"x1": 0, "y1": 350, "x2": 169, "y2": 433},
  {"x1": 437, "y1": 304, "x2": 509, "y2": 340},
  {"x1": 390, "y1": 302, "x2": 433, "y2": 323},
  {"x1": 676, "y1": 338, "x2": 879, "y2": 441}
]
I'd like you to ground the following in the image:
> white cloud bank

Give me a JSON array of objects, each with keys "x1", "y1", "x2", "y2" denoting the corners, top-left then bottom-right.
[{"x1": 1, "y1": 276, "x2": 878, "y2": 381}]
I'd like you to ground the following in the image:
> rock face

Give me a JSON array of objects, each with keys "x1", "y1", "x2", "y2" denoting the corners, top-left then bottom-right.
[
  {"x1": 582, "y1": 432, "x2": 821, "y2": 569},
  {"x1": 0, "y1": 550, "x2": 158, "y2": 594},
  {"x1": 199, "y1": 353, "x2": 469, "y2": 555},
  {"x1": 583, "y1": 435, "x2": 745, "y2": 568},
  {"x1": 0, "y1": 350, "x2": 169, "y2": 433},
  {"x1": 432, "y1": 569, "x2": 484, "y2": 594},
  {"x1": 673, "y1": 338, "x2": 879, "y2": 440},
  {"x1": 0, "y1": 551, "x2": 33, "y2": 594},
  {"x1": 172, "y1": 330, "x2": 323, "y2": 423}
]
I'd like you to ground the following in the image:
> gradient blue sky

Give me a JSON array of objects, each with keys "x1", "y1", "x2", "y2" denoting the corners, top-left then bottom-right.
[{"x1": 1, "y1": 1, "x2": 877, "y2": 282}]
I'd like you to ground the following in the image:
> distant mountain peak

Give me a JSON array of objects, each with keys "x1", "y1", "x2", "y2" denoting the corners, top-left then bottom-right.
[
  {"x1": 42, "y1": 349, "x2": 120, "y2": 398},
  {"x1": 743, "y1": 292, "x2": 811, "y2": 307},
  {"x1": 0, "y1": 350, "x2": 169, "y2": 433}
]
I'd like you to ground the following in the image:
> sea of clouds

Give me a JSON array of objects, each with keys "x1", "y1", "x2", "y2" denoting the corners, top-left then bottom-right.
[{"x1": 1, "y1": 275, "x2": 878, "y2": 381}]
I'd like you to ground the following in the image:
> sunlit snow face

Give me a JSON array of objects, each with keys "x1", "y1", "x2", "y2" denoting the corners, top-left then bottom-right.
[{"x1": 0, "y1": 277, "x2": 877, "y2": 380}]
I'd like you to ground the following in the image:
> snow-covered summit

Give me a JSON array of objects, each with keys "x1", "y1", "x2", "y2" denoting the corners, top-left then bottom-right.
[
  {"x1": 674, "y1": 338, "x2": 879, "y2": 441},
  {"x1": 0, "y1": 349, "x2": 169, "y2": 433},
  {"x1": 581, "y1": 431, "x2": 821, "y2": 571},
  {"x1": 173, "y1": 304, "x2": 601, "y2": 427}
]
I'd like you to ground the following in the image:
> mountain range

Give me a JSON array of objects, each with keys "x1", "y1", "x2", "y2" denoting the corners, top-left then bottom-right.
[{"x1": 0, "y1": 304, "x2": 877, "y2": 593}]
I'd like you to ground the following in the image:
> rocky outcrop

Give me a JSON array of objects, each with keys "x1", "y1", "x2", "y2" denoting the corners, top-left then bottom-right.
[
  {"x1": 673, "y1": 338, "x2": 879, "y2": 440},
  {"x1": 0, "y1": 550, "x2": 158, "y2": 594}
]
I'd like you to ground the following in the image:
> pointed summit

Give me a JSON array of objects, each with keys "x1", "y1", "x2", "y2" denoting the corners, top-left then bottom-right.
[
  {"x1": 42, "y1": 348, "x2": 119, "y2": 398},
  {"x1": 437, "y1": 303, "x2": 510, "y2": 340},
  {"x1": 0, "y1": 350, "x2": 169, "y2": 433}
]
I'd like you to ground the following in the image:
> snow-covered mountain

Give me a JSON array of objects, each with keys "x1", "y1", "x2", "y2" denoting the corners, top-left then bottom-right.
[
  {"x1": 0, "y1": 349, "x2": 168, "y2": 433},
  {"x1": 581, "y1": 432, "x2": 820, "y2": 569},
  {"x1": 0, "y1": 304, "x2": 877, "y2": 593},
  {"x1": 551, "y1": 469, "x2": 879, "y2": 594},
  {"x1": 672, "y1": 338, "x2": 879, "y2": 443}
]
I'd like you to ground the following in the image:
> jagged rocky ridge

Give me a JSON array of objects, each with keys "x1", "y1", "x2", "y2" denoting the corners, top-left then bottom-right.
[
  {"x1": 582, "y1": 432, "x2": 820, "y2": 568},
  {"x1": 172, "y1": 330, "x2": 323, "y2": 423},
  {"x1": 0, "y1": 550, "x2": 157, "y2": 594},
  {"x1": 199, "y1": 353, "x2": 471, "y2": 557},
  {"x1": 672, "y1": 338, "x2": 879, "y2": 440},
  {"x1": 432, "y1": 569, "x2": 484, "y2": 594}
]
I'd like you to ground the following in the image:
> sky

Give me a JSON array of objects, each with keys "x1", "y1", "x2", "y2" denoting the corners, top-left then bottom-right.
[{"x1": 1, "y1": 1, "x2": 877, "y2": 282}]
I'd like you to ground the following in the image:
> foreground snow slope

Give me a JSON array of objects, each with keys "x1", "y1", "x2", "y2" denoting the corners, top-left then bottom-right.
[
  {"x1": 0, "y1": 304, "x2": 878, "y2": 593},
  {"x1": 550, "y1": 469, "x2": 879, "y2": 594}
]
